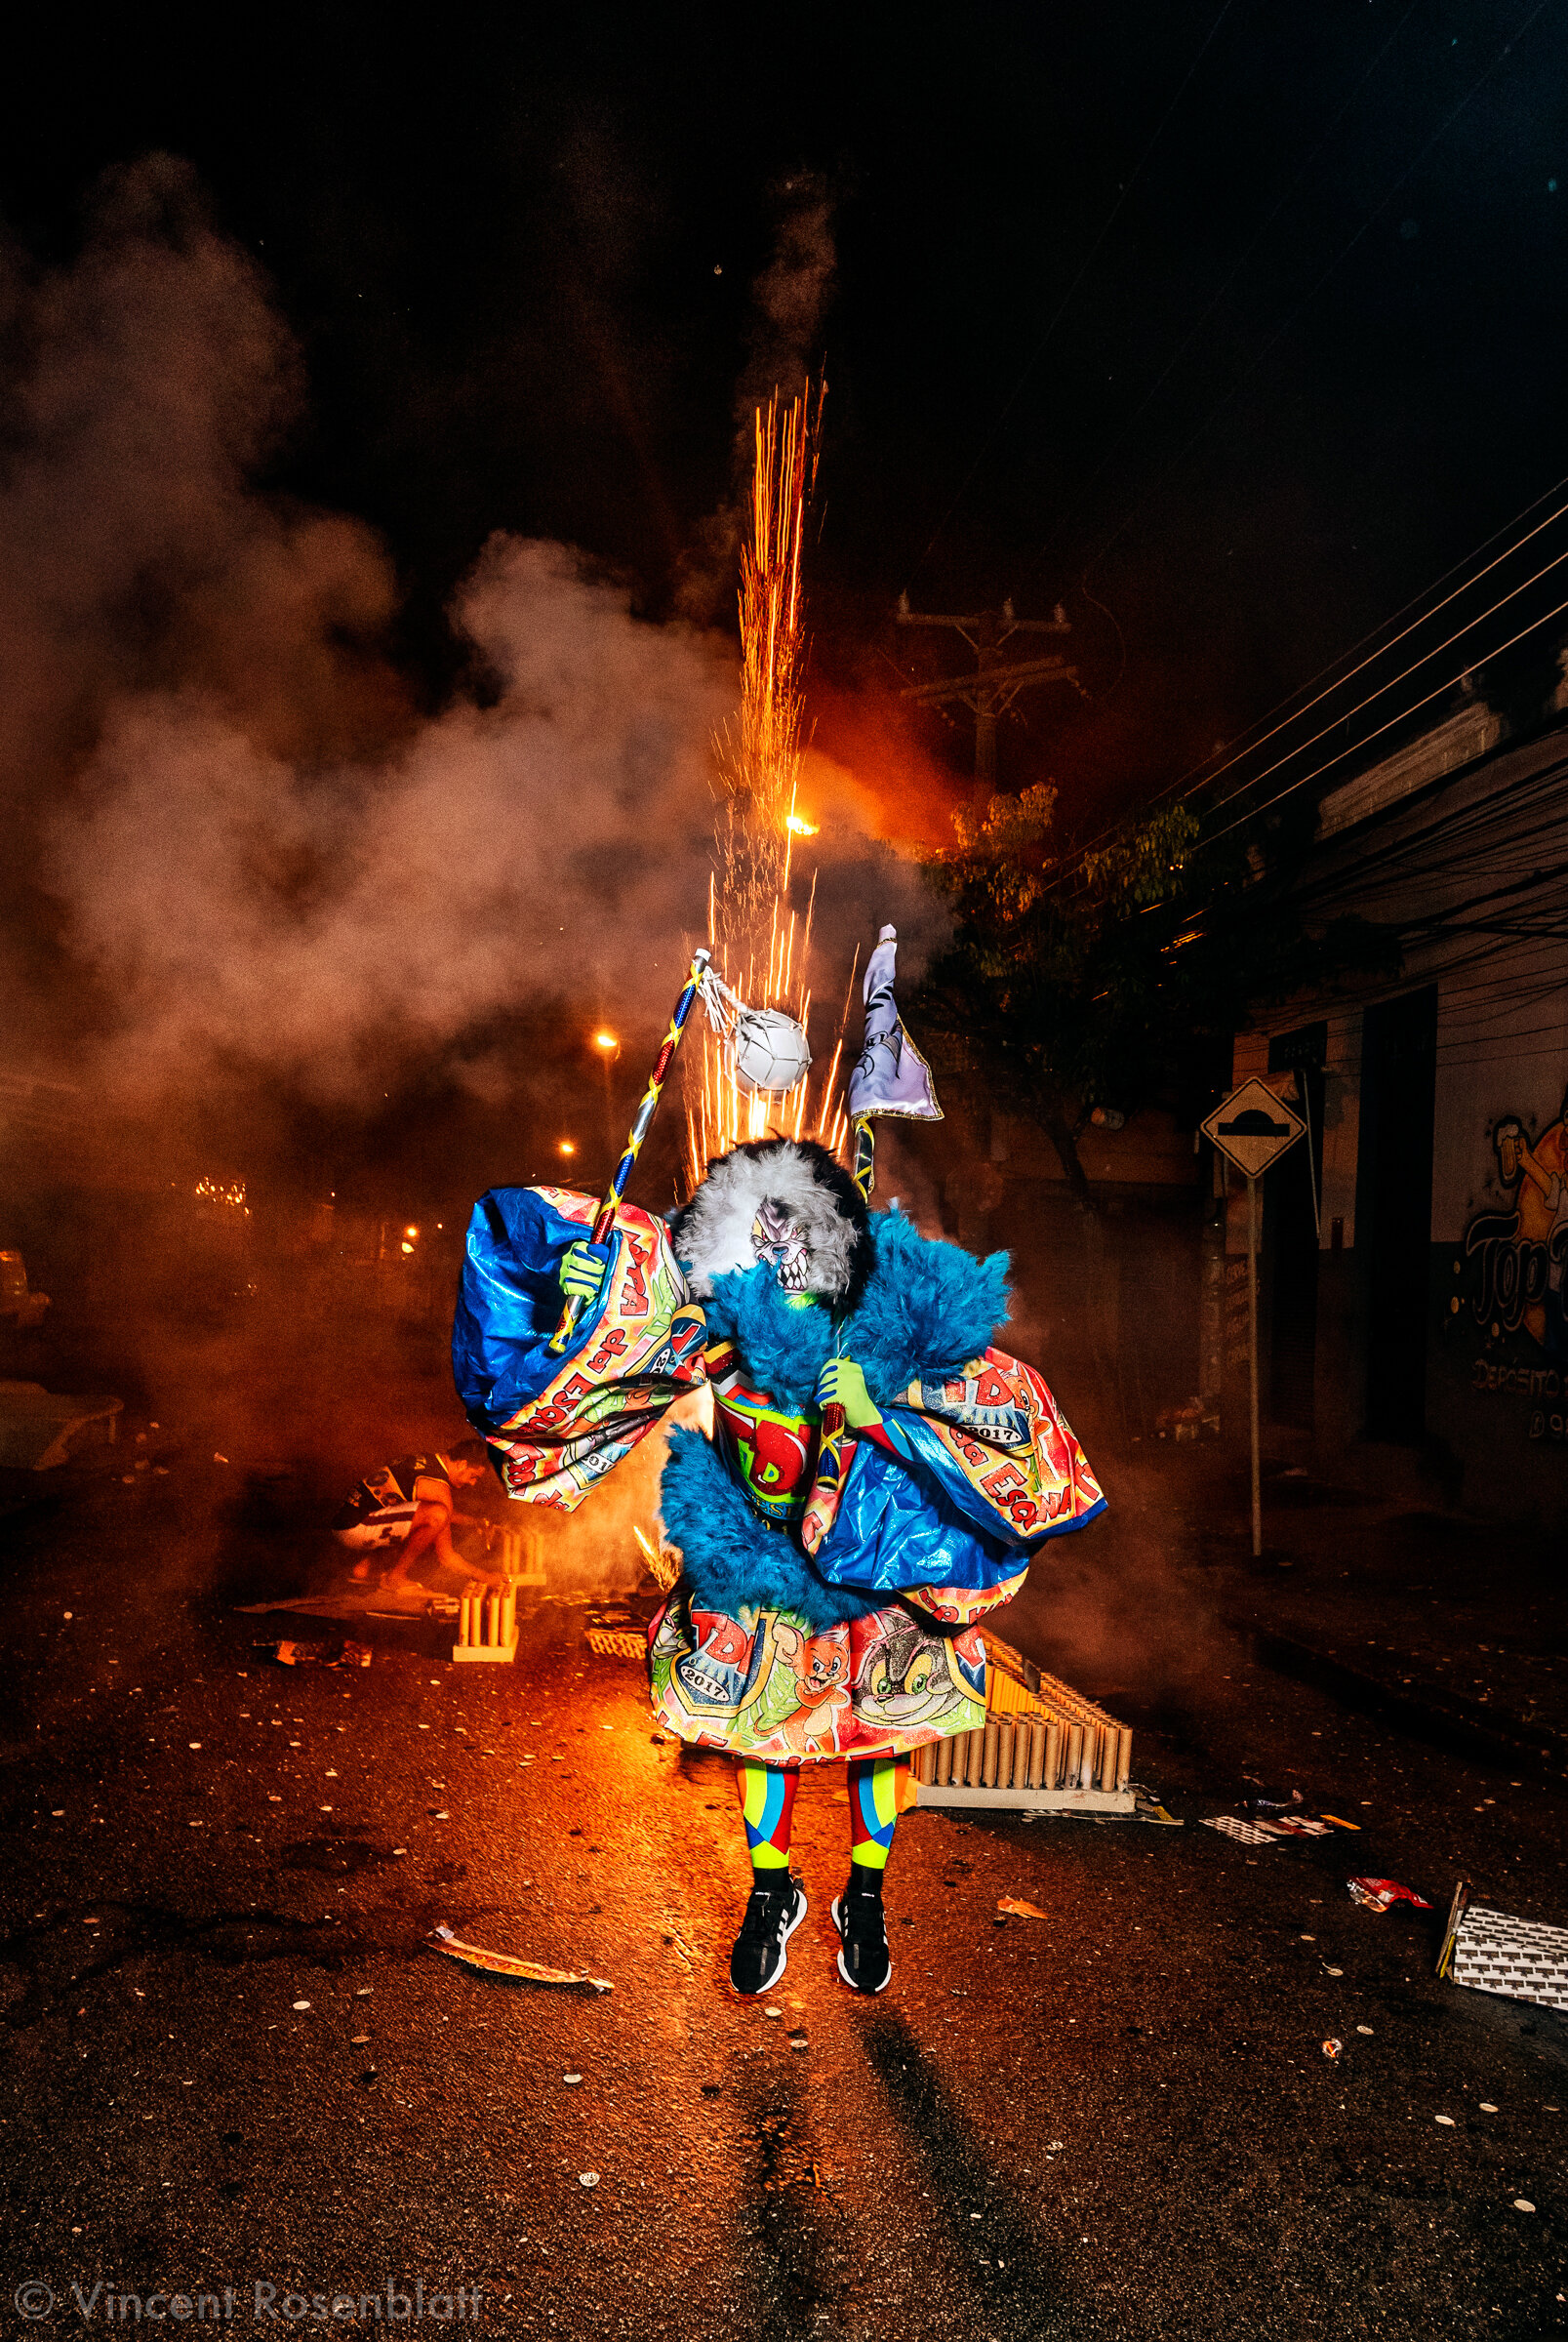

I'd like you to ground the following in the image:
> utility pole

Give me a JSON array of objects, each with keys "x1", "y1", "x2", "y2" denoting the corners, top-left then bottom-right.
[{"x1": 896, "y1": 595, "x2": 1080, "y2": 792}]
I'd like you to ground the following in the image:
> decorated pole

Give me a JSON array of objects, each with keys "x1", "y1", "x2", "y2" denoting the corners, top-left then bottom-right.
[
  {"x1": 549, "y1": 946, "x2": 711, "y2": 1354},
  {"x1": 852, "y1": 1113, "x2": 876, "y2": 1202},
  {"x1": 804, "y1": 924, "x2": 944, "y2": 1553}
]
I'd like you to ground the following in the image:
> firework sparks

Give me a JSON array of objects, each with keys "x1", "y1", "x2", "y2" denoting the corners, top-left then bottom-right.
[{"x1": 688, "y1": 381, "x2": 851, "y2": 1186}]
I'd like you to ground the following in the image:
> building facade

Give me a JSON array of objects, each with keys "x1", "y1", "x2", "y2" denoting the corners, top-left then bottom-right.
[{"x1": 1228, "y1": 691, "x2": 1568, "y2": 1526}]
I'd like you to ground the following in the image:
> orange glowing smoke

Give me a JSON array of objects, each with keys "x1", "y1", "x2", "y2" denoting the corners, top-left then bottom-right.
[{"x1": 688, "y1": 381, "x2": 851, "y2": 1187}]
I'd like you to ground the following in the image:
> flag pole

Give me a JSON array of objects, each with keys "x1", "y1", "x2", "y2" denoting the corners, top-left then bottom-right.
[{"x1": 548, "y1": 947, "x2": 711, "y2": 1355}]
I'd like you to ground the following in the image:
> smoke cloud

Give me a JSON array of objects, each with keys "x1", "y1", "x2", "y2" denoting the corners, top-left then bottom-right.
[
  {"x1": 0, "y1": 154, "x2": 930, "y2": 1132},
  {"x1": 737, "y1": 170, "x2": 837, "y2": 422}
]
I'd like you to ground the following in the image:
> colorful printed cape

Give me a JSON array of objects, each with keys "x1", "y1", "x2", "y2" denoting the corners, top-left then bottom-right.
[{"x1": 453, "y1": 1185, "x2": 1105, "y2": 1763}]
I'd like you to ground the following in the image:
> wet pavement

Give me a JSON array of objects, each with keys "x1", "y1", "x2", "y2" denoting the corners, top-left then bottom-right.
[{"x1": 2, "y1": 1453, "x2": 1567, "y2": 2340}]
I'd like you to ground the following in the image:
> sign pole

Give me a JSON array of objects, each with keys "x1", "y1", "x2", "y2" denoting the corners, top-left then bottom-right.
[
  {"x1": 1199, "y1": 1075, "x2": 1307, "y2": 1566},
  {"x1": 1247, "y1": 1172, "x2": 1262, "y2": 1558}
]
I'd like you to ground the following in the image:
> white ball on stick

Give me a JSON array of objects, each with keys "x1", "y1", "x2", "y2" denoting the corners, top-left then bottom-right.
[{"x1": 730, "y1": 1006, "x2": 813, "y2": 1096}]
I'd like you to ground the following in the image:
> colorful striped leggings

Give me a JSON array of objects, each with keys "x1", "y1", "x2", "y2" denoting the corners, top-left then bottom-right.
[{"x1": 735, "y1": 1755, "x2": 905, "y2": 1878}]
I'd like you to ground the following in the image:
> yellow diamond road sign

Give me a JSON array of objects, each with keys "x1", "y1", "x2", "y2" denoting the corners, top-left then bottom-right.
[{"x1": 1201, "y1": 1076, "x2": 1307, "y2": 1180}]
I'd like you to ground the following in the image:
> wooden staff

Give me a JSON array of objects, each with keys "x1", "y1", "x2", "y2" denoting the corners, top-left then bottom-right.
[{"x1": 549, "y1": 947, "x2": 711, "y2": 1355}]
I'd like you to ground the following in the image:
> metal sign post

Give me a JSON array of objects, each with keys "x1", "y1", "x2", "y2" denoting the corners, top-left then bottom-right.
[{"x1": 1200, "y1": 1077, "x2": 1307, "y2": 1558}]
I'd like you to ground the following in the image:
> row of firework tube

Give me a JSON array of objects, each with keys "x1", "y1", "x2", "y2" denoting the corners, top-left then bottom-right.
[
  {"x1": 458, "y1": 1586, "x2": 518, "y2": 1652},
  {"x1": 910, "y1": 1711, "x2": 1132, "y2": 1795},
  {"x1": 909, "y1": 1635, "x2": 1133, "y2": 1797}
]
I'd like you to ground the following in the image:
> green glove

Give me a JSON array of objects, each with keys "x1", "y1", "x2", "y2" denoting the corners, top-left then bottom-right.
[
  {"x1": 559, "y1": 1238, "x2": 611, "y2": 1308},
  {"x1": 818, "y1": 1355, "x2": 881, "y2": 1431}
]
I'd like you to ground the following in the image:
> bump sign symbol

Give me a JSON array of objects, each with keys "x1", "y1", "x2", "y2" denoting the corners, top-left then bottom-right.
[{"x1": 1201, "y1": 1077, "x2": 1306, "y2": 1179}]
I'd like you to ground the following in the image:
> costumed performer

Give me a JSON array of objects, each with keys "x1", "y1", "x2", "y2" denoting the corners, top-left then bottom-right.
[{"x1": 451, "y1": 940, "x2": 1105, "y2": 1999}]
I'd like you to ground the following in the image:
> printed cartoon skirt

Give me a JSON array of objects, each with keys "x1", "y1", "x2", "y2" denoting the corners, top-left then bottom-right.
[{"x1": 648, "y1": 1589, "x2": 988, "y2": 1764}]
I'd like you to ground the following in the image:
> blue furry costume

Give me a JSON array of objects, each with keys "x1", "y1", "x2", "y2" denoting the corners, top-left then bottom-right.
[{"x1": 453, "y1": 1138, "x2": 1105, "y2": 1765}]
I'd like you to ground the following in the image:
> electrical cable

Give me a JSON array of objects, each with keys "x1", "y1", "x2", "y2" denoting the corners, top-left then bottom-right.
[
  {"x1": 1202, "y1": 596, "x2": 1568, "y2": 845},
  {"x1": 1200, "y1": 536, "x2": 1568, "y2": 825},
  {"x1": 1025, "y1": 462, "x2": 1568, "y2": 905}
]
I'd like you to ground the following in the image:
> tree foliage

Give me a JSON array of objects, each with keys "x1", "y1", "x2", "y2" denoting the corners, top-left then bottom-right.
[{"x1": 918, "y1": 786, "x2": 1395, "y2": 1201}]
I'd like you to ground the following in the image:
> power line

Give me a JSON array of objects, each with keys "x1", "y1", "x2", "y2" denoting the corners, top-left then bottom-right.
[
  {"x1": 1181, "y1": 488, "x2": 1568, "y2": 808},
  {"x1": 1033, "y1": 468, "x2": 1568, "y2": 902},
  {"x1": 1202, "y1": 586, "x2": 1568, "y2": 848},
  {"x1": 1200, "y1": 532, "x2": 1568, "y2": 824}
]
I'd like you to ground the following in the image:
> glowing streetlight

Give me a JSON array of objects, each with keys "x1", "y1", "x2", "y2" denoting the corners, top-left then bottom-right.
[
  {"x1": 558, "y1": 1140, "x2": 577, "y2": 1156},
  {"x1": 593, "y1": 1030, "x2": 619, "y2": 1052},
  {"x1": 404, "y1": 1225, "x2": 420, "y2": 1239}
]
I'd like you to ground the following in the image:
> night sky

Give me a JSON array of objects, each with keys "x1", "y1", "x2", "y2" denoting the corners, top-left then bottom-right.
[{"x1": 7, "y1": 0, "x2": 1565, "y2": 823}]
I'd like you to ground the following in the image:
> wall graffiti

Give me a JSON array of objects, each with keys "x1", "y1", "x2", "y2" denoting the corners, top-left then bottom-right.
[
  {"x1": 1460, "y1": 1094, "x2": 1568, "y2": 1359},
  {"x1": 1450, "y1": 1089, "x2": 1568, "y2": 1443}
]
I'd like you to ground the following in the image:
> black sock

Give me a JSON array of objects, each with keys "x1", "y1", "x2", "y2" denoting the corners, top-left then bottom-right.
[{"x1": 847, "y1": 1862, "x2": 884, "y2": 1898}]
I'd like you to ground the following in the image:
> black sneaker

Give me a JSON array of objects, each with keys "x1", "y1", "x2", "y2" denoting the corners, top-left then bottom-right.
[
  {"x1": 729, "y1": 1873, "x2": 807, "y2": 1997},
  {"x1": 831, "y1": 1879, "x2": 892, "y2": 1995}
]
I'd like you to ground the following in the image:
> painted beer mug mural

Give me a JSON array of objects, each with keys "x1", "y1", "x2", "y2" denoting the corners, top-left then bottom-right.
[{"x1": 1464, "y1": 1092, "x2": 1568, "y2": 1361}]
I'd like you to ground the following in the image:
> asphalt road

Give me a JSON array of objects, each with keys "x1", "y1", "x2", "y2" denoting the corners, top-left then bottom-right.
[{"x1": 2, "y1": 1452, "x2": 1566, "y2": 2342}]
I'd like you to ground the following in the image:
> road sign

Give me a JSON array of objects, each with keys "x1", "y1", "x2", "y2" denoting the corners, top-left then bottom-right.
[{"x1": 1201, "y1": 1076, "x2": 1306, "y2": 1181}]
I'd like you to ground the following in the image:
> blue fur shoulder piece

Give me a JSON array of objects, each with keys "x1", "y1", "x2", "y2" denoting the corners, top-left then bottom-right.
[
  {"x1": 701, "y1": 1263, "x2": 836, "y2": 1413},
  {"x1": 659, "y1": 1425, "x2": 877, "y2": 1631},
  {"x1": 846, "y1": 1207, "x2": 1011, "y2": 1405}
]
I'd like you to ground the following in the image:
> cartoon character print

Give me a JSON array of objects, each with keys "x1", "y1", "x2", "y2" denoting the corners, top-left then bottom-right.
[
  {"x1": 773, "y1": 1623, "x2": 854, "y2": 1755},
  {"x1": 854, "y1": 1619, "x2": 965, "y2": 1731}
]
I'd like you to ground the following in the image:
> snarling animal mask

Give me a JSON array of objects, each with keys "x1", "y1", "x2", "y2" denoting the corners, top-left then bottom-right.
[{"x1": 668, "y1": 1139, "x2": 872, "y2": 1309}]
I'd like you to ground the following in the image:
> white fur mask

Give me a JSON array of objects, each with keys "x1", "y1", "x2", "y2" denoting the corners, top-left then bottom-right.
[{"x1": 672, "y1": 1142, "x2": 862, "y2": 1302}]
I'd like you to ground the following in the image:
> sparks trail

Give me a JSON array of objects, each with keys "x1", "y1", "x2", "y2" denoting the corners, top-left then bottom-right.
[{"x1": 689, "y1": 380, "x2": 851, "y2": 1183}]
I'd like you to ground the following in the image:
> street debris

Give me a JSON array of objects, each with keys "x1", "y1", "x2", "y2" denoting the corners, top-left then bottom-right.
[
  {"x1": 1320, "y1": 1814, "x2": 1361, "y2": 1832},
  {"x1": 1347, "y1": 1878, "x2": 1432, "y2": 1915},
  {"x1": 997, "y1": 1898, "x2": 1049, "y2": 1920},
  {"x1": 1437, "y1": 1879, "x2": 1568, "y2": 2012},
  {"x1": 586, "y1": 1628, "x2": 645, "y2": 1660},
  {"x1": 580, "y1": 2172, "x2": 599, "y2": 2189},
  {"x1": 1513, "y1": 2199, "x2": 1536, "y2": 2213},
  {"x1": 1240, "y1": 1784, "x2": 1303, "y2": 1817},
  {"x1": 1134, "y1": 1791, "x2": 1183, "y2": 1826},
  {"x1": 1322, "y1": 2039, "x2": 1342, "y2": 2059},
  {"x1": 1200, "y1": 1816, "x2": 1278, "y2": 1847},
  {"x1": 562, "y1": 2074, "x2": 582, "y2": 2086},
  {"x1": 271, "y1": 1639, "x2": 372, "y2": 1669},
  {"x1": 428, "y1": 1923, "x2": 612, "y2": 1992}
]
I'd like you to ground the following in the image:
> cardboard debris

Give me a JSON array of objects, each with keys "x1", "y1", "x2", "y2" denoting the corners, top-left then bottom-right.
[
  {"x1": 586, "y1": 1629, "x2": 646, "y2": 1660},
  {"x1": 1437, "y1": 1879, "x2": 1568, "y2": 2012},
  {"x1": 1201, "y1": 1816, "x2": 1278, "y2": 1847},
  {"x1": 428, "y1": 1923, "x2": 612, "y2": 1993},
  {"x1": 997, "y1": 1898, "x2": 1049, "y2": 1920}
]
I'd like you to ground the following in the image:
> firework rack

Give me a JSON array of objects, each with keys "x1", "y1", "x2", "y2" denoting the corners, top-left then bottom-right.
[
  {"x1": 453, "y1": 1583, "x2": 519, "y2": 1664},
  {"x1": 909, "y1": 1634, "x2": 1135, "y2": 1815},
  {"x1": 494, "y1": 1526, "x2": 545, "y2": 1588}
]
